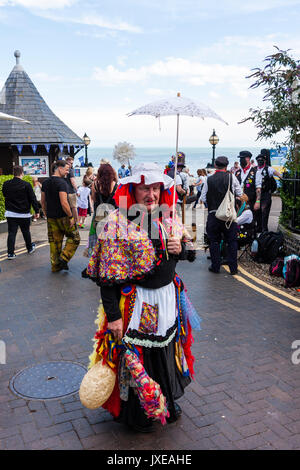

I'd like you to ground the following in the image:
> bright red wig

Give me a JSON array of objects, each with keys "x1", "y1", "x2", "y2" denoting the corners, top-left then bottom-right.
[{"x1": 113, "y1": 178, "x2": 177, "y2": 211}]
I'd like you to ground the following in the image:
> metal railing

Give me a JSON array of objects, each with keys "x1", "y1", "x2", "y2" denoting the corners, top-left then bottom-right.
[{"x1": 281, "y1": 172, "x2": 300, "y2": 233}]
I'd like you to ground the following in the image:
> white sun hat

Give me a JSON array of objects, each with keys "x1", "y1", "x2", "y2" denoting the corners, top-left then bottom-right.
[{"x1": 119, "y1": 162, "x2": 174, "y2": 189}]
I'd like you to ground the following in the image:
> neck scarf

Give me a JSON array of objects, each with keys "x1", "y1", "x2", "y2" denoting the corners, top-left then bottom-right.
[{"x1": 242, "y1": 164, "x2": 251, "y2": 173}]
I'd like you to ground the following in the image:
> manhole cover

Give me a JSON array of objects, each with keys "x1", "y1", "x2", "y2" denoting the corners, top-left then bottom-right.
[{"x1": 9, "y1": 361, "x2": 87, "y2": 401}]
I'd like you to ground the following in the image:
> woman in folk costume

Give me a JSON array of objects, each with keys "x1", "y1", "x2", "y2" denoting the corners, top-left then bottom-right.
[{"x1": 84, "y1": 162, "x2": 200, "y2": 432}]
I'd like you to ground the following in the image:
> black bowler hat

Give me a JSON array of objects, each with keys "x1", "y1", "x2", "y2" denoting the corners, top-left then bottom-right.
[
  {"x1": 215, "y1": 156, "x2": 229, "y2": 168},
  {"x1": 256, "y1": 153, "x2": 266, "y2": 161},
  {"x1": 238, "y1": 150, "x2": 252, "y2": 159}
]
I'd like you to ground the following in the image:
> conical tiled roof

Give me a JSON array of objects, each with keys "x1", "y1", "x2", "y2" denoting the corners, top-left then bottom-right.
[{"x1": 0, "y1": 51, "x2": 84, "y2": 145}]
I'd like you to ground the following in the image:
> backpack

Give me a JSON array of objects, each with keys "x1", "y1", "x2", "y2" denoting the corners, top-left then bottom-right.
[
  {"x1": 283, "y1": 255, "x2": 300, "y2": 288},
  {"x1": 256, "y1": 231, "x2": 284, "y2": 263},
  {"x1": 269, "y1": 258, "x2": 284, "y2": 277}
]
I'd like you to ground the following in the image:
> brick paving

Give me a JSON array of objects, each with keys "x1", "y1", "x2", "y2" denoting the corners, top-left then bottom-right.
[{"x1": 1, "y1": 202, "x2": 300, "y2": 450}]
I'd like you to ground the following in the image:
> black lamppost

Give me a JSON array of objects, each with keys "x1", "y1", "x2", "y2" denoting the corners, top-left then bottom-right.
[
  {"x1": 209, "y1": 129, "x2": 219, "y2": 166},
  {"x1": 83, "y1": 132, "x2": 91, "y2": 167}
]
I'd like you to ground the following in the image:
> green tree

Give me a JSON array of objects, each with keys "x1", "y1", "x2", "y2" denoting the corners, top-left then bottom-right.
[{"x1": 241, "y1": 47, "x2": 300, "y2": 168}]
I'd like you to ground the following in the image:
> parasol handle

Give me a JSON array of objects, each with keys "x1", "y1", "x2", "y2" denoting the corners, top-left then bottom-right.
[{"x1": 172, "y1": 113, "x2": 180, "y2": 235}]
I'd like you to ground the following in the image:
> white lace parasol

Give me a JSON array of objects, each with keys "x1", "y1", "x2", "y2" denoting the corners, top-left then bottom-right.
[{"x1": 128, "y1": 94, "x2": 227, "y2": 124}]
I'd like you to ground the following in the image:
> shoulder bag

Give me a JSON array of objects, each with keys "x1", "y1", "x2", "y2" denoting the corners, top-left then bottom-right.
[{"x1": 215, "y1": 173, "x2": 237, "y2": 228}]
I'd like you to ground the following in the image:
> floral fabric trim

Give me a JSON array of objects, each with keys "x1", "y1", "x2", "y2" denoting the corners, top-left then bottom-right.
[
  {"x1": 138, "y1": 302, "x2": 159, "y2": 334},
  {"x1": 86, "y1": 210, "x2": 157, "y2": 285},
  {"x1": 85, "y1": 210, "x2": 196, "y2": 287}
]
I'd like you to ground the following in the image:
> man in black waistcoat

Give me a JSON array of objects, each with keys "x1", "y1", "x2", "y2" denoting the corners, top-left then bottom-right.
[
  {"x1": 255, "y1": 153, "x2": 282, "y2": 232},
  {"x1": 235, "y1": 151, "x2": 259, "y2": 211},
  {"x1": 201, "y1": 156, "x2": 242, "y2": 275}
]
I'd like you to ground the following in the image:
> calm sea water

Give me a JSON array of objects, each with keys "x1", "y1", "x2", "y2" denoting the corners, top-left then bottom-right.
[{"x1": 75, "y1": 147, "x2": 262, "y2": 176}]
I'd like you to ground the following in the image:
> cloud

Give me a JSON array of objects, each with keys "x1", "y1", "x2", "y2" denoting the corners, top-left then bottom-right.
[
  {"x1": 75, "y1": 30, "x2": 118, "y2": 40},
  {"x1": 0, "y1": 0, "x2": 76, "y2": 8},
  {"x1": 209, "y1": 91, "x2": 220, "y2": 100},
  {"x1": 117, "y1": 55, "x2": 128, "y2": 66},
  {"x1": 145, "y1": 88, "x2": 177, "y2": 96},
  {"x1": 32, "y1": 72, "x2": 62, "y2": 82},
  {"x1": 55, "y1": 105, "x2": 271, "y2": 148},
  {"x1": 0, "y1": 1, "x2": 142, "y2": 33},
  {"x1": 92, "y1": 57, "x2": 250, "y2": 98},
  {"x1": 32, "y1": 11, "x2": 142, "y2": 33},
  {"x1": 192, "y1": 33, "x2": 300, "y2": 70},
  {"x1": 221, "y1": 34, "x2": 300, "y2": 56},
  {"x1": 128, "y1": 0, "x2": 300, "y2": 19}
]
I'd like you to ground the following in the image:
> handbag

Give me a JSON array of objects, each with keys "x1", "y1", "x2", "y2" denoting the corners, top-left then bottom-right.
[{"x1": 215, "y1": 174, "x2": 237, "y2": 228}]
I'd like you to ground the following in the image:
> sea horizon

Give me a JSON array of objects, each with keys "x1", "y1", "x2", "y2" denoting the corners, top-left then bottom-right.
[{"x1": 75, "y1": 146, "x2": 263, "y2": 176}]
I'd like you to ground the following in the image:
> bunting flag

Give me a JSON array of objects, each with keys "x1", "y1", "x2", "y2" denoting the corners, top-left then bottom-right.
[
  {"x1": 17, "y1": 145, "x2": 23, "y2": 154},
  {"x1": 78, "y1": 156, "x2": 84, "y2": 165},
  {"x1": 31, "y1": 144, "x2": 38, "y2": 154},
  {"x1": 59, "y1": 144, "x2": 64, "y2": 153},
  {"x1": 45, "y1": 144, "x2": 51, "y2": 153}
]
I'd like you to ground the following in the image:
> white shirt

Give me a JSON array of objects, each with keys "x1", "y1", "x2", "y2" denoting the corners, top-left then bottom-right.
[
  {"x1": 200, "y1": 175, "x2": 207, "y2": 185},
  {"x1": 200, "y1": 172, "x2": 242, "y2": 206},
  {"x1": 255, "y1": 166, "x2": 276, "y2": 189},
  {"x1": 76, "y1": 186, "x2": 91, "y2": 209},
  {"x1": 175, "y1": 174, "x2": 184, "y2": 204},
  {"x1": 175, "y1": 174, "x2": 182, "y2": 185},
  {"x1": 195, "y1": 175, "x2": 207, "y2": 193},
  {"x1": 237, "y1": 209, "x2": 253, "y2": 225},
  {"x1": 179, "y1": 171, "x2": 189, "y2": 191},
  {"x1": 5, "y1": 211, "x2": 31, "y2": 218}
]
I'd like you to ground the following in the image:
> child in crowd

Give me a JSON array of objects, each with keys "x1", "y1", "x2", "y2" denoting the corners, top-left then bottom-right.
[
  {"x1": 193, "y1": 169, "x2": 207, "y2": 209},
  {"x1": 77, "y1": 180, "x2": 93, "y2": 228},
  {"x1": 32, "y1": 176, "x2": 44, "y2": 221}
]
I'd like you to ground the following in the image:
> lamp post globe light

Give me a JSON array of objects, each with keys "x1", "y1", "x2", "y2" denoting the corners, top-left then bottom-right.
[
  {"x1": 83, "y1": 132, "x2": 91, "y2": 167},
  {"x1": 209, "y1": 129, "x2": 219, "y2": 166}
]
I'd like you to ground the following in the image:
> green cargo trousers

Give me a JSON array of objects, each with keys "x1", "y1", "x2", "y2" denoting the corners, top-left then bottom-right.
[{"x1": 47, "y1": 217, "x2": 80, "y2": 272}]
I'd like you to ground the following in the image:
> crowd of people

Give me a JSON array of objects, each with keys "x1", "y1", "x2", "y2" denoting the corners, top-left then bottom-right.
[
  {"x1": 2, "y1": 149, "x2": 281, "y2": 272},
  {"x1": 200, "y1": 150, "x2": 282, "y2": 274},
  {"x1": 1, "y1": 148, "x2": 281, "y2": 433}
]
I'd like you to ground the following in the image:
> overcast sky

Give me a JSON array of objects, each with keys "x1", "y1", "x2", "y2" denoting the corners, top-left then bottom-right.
[{"x1": 0, "y1": 0, "x2": 299, "y2": 148}]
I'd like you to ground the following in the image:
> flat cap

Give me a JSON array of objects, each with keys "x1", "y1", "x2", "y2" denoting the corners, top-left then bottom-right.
[
  {"x1": 238, "y1": 150, "x2": 252, "y2": 159},
  {"x1": 215, "y1": 156, "x2": 229, "y2": 168}
]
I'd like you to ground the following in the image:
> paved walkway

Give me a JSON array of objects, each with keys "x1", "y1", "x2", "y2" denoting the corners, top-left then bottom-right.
[{"x1": 1, "y1": 199, "x2": 300, "y2": 450}]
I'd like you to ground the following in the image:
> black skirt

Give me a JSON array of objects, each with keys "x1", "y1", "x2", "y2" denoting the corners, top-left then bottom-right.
[{"x1": 118, "y1": 337, "x2": 191, "y2": 428}]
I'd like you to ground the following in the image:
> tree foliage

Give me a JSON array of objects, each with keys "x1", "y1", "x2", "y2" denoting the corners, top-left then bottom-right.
[{"x1": 240, "y1": 47, "x2": 300, "y2": 159}]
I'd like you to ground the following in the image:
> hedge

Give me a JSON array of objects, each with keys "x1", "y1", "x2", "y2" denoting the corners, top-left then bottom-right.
[{"x1": 0, "y1": 175, "x2": 33, "y2": 222}]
